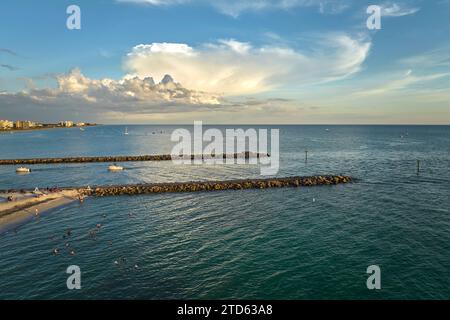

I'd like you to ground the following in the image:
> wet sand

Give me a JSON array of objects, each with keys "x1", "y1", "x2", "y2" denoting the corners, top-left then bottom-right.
[{"x1": 0, "y1": 190, "x2": 79, "y2": 231}]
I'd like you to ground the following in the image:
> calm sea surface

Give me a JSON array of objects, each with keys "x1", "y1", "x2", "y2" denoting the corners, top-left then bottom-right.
[{"x1": 0, "y1": 125, "x2": 449, "y2": 299}]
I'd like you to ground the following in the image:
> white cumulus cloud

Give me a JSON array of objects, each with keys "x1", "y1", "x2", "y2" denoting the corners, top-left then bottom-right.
[{"x1": 124, "y1": 35, "x2": 371, "y2": 96}]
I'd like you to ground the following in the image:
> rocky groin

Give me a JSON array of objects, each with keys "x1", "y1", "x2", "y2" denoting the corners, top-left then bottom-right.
[
  {"x1": 0, "y1": 152, "x2": 267, "y2": 165},
  {"x1": 81, "y1": 175, "x2": 352, "y2": 197}
]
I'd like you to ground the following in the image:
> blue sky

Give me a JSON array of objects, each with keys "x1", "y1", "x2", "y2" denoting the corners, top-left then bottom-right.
[{"x1": 0, "y1": 0, "x2": 449, "y2": 124}]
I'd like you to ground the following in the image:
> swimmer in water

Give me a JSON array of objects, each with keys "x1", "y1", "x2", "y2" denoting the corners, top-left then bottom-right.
[{"x1": 89, "y1": 230, "x2": 97, "y2": 240}]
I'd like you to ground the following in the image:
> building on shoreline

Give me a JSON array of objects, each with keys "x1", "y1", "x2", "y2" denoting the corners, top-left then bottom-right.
[
  {"x1": 59, "y1": 121, "x2": 74, "y2": 127},
  {"x1": 14, "y1": 120, "x2": 40, "y2": 129},
  {"x1": 0, "y1": 120, "x2": 14, "y2": 129},
  {"x1": 1, "y1": 119, "x2": 95, "y2": 131}
]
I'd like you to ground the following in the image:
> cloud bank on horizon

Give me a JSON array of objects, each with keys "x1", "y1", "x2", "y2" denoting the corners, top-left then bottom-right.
[
  {"x1": 0, "y1": 34, "x2": 369, "y2": 121},
  {"x1": 0, "y1": 0, "x2": 449, "y2": 124}
]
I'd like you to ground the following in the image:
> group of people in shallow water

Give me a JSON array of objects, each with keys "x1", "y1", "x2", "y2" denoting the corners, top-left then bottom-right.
[
  {"x1": 49, "y1": 213, "x2": 140, "y2": 270},
  {"x1": 52, "y1": 220, "x2": 107, "y2": 255}
]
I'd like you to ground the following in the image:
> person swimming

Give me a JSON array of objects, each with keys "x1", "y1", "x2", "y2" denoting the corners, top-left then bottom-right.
[{"x1": 89, "y1": 230, "x2": 97, "y2": 240}]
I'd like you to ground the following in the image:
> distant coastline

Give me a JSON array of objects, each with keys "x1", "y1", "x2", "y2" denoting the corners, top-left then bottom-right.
[{"x1": 0, "y1": 123, "x2": 97, "y2": 133}]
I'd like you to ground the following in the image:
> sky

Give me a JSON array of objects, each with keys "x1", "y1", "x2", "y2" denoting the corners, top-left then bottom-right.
[{"x1": 0, "y1": 0, "x2": 449, "y2": 124}]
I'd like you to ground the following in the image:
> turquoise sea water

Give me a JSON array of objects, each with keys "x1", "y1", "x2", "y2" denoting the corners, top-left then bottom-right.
[{"x1": 0, "y1": 125, "x2": 449, "y2": 299}]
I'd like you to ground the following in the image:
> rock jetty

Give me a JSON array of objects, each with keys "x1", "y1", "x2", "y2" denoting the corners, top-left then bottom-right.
[
  {"x1": 0, "y1": 152, "x2": 267, "y2": 165},
  {"x1": 79, "y1": 175, "x2": 352, "y2": 197}
]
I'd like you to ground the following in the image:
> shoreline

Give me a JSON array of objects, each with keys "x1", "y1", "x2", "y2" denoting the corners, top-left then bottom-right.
[
  {"x1": 0, "y1": 124, "x2": 97, "y2": 134},
  {"x1": 0, "y1": 175, "x2": 352, "y2": 231},
  {"x1": 0, "y1": 190, "x2": 80, "y2": 232}
]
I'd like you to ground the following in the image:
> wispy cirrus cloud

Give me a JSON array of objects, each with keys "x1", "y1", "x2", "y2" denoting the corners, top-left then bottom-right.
[
  {"x1": 400, "y1": 47, "x2": 450, "y2": 69},
  {"x1": 1, "y1": 64, "x2": 19, "y2": 71},
  {"x1": 354, "y1": 70, "x2": 450, "y2": 96},
  {"x1": 380, "y1": 2, "x2": 420, "y2": 17},
  {"x1": 0, "y1": 48, "x2": 18, "y2": 56},
  {"x1": 116, "y1": 0, "x2": 187, "y2": 5},
  {"x1": 1, "y1": 48, "x2": 20, "y2": 72},
  {"x1": 117, "y1": 0, "x2": 351, "y2": 17}
]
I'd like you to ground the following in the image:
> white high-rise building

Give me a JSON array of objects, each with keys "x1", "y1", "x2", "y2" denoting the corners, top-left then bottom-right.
[{"x1": 0, "y1": 120, "x2": 14, "y2": 129}]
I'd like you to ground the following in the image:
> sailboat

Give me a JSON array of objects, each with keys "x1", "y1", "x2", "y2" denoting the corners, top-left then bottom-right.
[{"x1": 124, "y1": 127, "x2": 129, "y2": 135}]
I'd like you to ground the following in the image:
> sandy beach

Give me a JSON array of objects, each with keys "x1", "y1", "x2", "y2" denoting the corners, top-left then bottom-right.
[{"x1": 0, "y1": 189, "x2": 80, "y2": 231}]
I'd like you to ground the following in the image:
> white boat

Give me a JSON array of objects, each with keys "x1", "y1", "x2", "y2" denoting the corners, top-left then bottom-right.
[
  {"x1": 108, "y1": 164, "x2": 124, "y2": 171},
  {"x1": 80, "y1": 127, "x2": 85, "y2": 131},
  {"x1": 124, "y1": 127, "x2": 129, "y2": 135},
  {"x1": 16, "y1": 167, "x2": 31, "y2": 173}
]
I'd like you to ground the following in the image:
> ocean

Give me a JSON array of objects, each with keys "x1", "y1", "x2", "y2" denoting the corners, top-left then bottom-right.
[{"x1": 0, "y1": 125, "x2": 449, "y2": 299}]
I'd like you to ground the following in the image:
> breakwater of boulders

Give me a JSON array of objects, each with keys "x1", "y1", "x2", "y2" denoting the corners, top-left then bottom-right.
[
  {"x1": 0, "y1": 152, "x2": 267, "y2": 165},
  {"x1": 79, "y1": 175, "x2": 352, "y2": 197}
]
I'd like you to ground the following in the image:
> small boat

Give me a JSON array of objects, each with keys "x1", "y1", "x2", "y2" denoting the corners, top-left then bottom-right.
[
  {"x1": 124, "y1": 127, "x2": 129, "y2": 135},
  {"x1": 16, "y1": 167, "x2": 31, "y2": 173},
  {"x1": 79, "y1": 127, "x2": 85, "y2": 131},
  {"x1": 108, "y1": 164, "x2": 124, "y2": 171}
]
